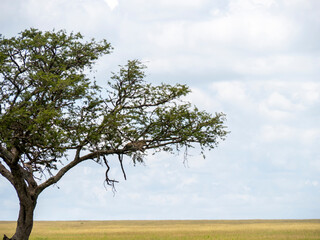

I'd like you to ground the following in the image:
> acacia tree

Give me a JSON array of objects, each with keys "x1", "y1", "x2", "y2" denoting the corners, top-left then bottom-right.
[{"x1": 0, "y1": 29, "x2": 228, "y2": 240}]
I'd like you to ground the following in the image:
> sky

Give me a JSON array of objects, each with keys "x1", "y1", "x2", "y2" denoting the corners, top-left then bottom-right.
[{"x1": 0, "y1": 0, "x2": 320, "y2": 220}]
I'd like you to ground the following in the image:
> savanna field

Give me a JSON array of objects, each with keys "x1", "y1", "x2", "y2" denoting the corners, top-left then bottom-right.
[{"x1": 1, "y1": 220, "x2": 320, "y2": 240}]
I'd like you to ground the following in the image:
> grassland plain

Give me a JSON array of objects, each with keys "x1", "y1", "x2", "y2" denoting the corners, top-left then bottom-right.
[{"x1": 1, "y1": 220, "x2": 320, "y2": 240}]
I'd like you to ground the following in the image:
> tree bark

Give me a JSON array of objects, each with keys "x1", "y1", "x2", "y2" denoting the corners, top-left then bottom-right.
[
  {"x1": 2, "y1": 162, "x2": 38, "y2": 240},
  {"x1": 4, "y1": 199, "x2": 36, "y2": 240}
]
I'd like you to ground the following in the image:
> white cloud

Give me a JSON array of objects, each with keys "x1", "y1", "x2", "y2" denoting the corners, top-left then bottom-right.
[
  {"x1": 300, "y1": 129, "x2": 320, "y2": 145},
  {"x1": 293, "y1": 82, "x2": 320, "y2": 105},
  {"x1": 147, "y1": 12, "x2": 294, "y2": 52},
  {"x1": 232, "y1": 55, "x2": 319, "y2": 77},
  {"x1": 210, "y1": 82, "x2": 249, "y2": 104},
  {"x1": 260, "y1": 125, "x2": 295, "y2": 142},
  {"x1": 224, "y1": 193, "x2": 256, "y2": 204},
  {"x1": 155, "y1": 0, "x2": 208, "y2": 8},
  {"x1": 197, "y1": 80, "x2": 320, "y2": 146},
  {"x1": 310, "y1": 159, "x2": 320, "y2": 172},
  {"x1": 146, "y1": 0, "x2": 294, "y2": 51},
  {"x1": 8, "y1": 0, "x2": 116, "y2": 36},
  {"x1": 209, "y1": 80, "x2": 319, "y2": 115},
  {"x1": 185, "y1": 87, "x2": 222, "y2": 112},
  {"x1": 176, "y1": 176, "x2": 198, "y2": 190},
  {"x1": 104, "y1": 0, "x2": 118, "y2": 10},
  {"x1": 260, "y1": 125, "x2": 320, "y2": 144},
  {"x1": 148, "y1": 194, "x2": 181, "y2": 206},
  {"x1": 282, "y1": 0, "x2": 312, "y2": 8},
  {"x1": 229, "y1": 0, "x2": 277, "y2": 12},
  {"x1": 258, "y1": 92, "x2": 301, "y2": 120},
  {"x1": 305, "y1": 180, "x2": 319, "y2": 187},
  {"x1": 141, "y1": 9, "x2": 303, "y2": 80},
  {"x1": 257, "y1": 82, "x2": 320, "y2": 121},
  {"x1": 210, "y1": 81, "x2": 320, "y2": 121}
]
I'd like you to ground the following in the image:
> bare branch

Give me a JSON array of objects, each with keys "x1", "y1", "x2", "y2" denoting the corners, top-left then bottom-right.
[
  {"x1": 103, "y1": 155, "x2": 118, "y2": 190},
  {"x1": 9, "y1": 51, "x2": 24, "y2": 73},
  {"x1": 118, "y1": 154, "x2": 127, "y2": 180}
]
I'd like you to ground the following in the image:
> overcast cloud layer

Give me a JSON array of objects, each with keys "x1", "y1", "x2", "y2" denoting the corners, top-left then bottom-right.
[{"x1": 1, "y1": 0, "x2": 319, "y2": 220}]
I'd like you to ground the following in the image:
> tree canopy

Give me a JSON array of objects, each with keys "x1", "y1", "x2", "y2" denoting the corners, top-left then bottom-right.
[{"x1": 0, "y1": 28, "x2": 228, "y2": 240}]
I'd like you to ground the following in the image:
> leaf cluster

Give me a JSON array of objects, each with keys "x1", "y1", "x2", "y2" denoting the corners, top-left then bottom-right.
[{"x1": 0, "y1": 29, "x2": 111, "y2": 171}]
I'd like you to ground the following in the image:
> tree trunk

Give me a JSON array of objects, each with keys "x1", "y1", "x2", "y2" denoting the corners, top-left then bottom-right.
[{"x1": 4, "y1": 199, "x2": 36, "y2": 240}]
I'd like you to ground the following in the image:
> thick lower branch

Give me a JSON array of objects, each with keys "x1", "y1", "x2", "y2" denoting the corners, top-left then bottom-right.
[
  {"x1": 0, "y1": 146, "x2": 14, "y2": 164},
  {"x1": 35, "y1": 138, "x2": 188, "y2": 195},
  {"x1": 36, "y1": 148, "x2": 117, "y2": 194},
  {"x1": 0, "y1": 161, "x2": 14, "y2": 185}
]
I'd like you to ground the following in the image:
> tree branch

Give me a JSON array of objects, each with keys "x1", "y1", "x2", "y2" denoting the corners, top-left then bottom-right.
[
  {"x1": 0, "y1": 161, "x2": 14, "y2": 185},
  {"x1": 118, "y1": 154, "x2": 127, "y2": 180},
  {"x1": 35, "y1": 148, "x2": 117, "y2": 195},
  {"x1": 9, "y1": 51, "x2": 24, "y2": 74},
  {"x1": 103, "y1": 155, "x2": 118, "y2": 190},
  {"x1": 0, "y1": 145, "x2": 13, "y2": 164},
  {"x1": 145, "y1": 139, "x2": 183, "y2": 150}
]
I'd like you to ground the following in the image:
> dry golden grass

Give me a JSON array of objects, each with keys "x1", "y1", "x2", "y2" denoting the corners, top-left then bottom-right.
[{"x1": 1, "y1": 219, "x2": 319, "y2": 240}]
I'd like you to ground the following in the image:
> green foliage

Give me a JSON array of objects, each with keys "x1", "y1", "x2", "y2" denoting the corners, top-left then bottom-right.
[
  {"x1": 0, "y1": 28, "x2": 228, "y2": 183},
  {"x1": 0, "y1": 28, "x2": 111, "y2": 169}
]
